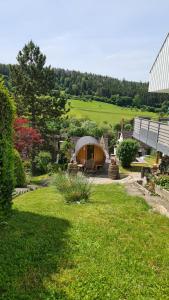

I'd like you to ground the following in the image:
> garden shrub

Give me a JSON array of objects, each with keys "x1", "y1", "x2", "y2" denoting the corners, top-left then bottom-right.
[
  {"x1": 154, "y1": 175, "x2": 169, "y2": 191},
  {"x1": 23, "y1": 159, "x2": 31, "y2": 173},
  {"x1": 124, "y1": 123, "x2": 133, "y2": 131},
  {"x1": 53, "y1": 172, "x2": 92, "y2": 203},
  {"x1": 34, "y1": 151, "x2": 52, "y2": 175},
  {"x1": 117, "y1": 138, "x2": 139, "y2": 168},
  {"x1": 0, "y1": 79, "x2": 15, "y2": 212},
  {"x1": 14, "y1": 149, "x2": 26, "y2": 188}
]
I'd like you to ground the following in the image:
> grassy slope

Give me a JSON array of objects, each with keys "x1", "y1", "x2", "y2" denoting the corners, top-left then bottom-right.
[
  {"x1": 1, "y1": 185, "x2": 169, "y2": 299},
  {"x1": 69, "y1": 99, "x2": 157, "y2": 125}
]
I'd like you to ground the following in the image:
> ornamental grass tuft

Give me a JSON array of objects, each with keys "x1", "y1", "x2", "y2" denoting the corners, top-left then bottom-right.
[{"x1": 53, "y1": 172, "x2": 92, "y2": 203}]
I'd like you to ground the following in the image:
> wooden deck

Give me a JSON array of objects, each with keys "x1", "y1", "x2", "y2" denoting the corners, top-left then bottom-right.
[{"x1": 133, "y1": 117, "x2": 169, "y2": 155}]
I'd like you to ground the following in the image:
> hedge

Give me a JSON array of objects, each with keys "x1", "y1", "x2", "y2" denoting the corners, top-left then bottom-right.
[
  {"x1": 0, "y1": 79, "x2": 15, "y2": 212},
  {"x1": 14, "y1": 149, "x2": 26, "y2": 188}
]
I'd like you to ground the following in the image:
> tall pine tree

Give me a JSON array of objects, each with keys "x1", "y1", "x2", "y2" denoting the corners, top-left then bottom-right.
[{"x1": 11, "y1": 41, "x2": 67, "y2": 173}]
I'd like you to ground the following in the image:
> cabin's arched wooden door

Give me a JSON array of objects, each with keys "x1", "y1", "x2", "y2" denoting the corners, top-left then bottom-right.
[{"x1": 87, "y1": 145, "x2": 94, "y2": 160}]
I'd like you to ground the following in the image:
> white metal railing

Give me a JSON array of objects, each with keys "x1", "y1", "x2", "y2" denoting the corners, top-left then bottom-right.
[{"x1": 133, "y1": 117, "x2": 169, "y2": 155}]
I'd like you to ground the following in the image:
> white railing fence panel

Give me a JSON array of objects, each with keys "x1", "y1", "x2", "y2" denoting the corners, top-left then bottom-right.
[{"x1": 133, "y1": 118, "x2": 169, "y2": 155}]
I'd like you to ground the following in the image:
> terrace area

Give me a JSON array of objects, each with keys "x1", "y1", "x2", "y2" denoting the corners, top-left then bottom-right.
[{"x1": 133, "y1": 117, "x2": 169, "y2": 155}]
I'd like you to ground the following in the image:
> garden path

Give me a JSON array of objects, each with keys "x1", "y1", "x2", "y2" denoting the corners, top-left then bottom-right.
[{"x1": 88, "y1": 172, "x2": 140, "y2": 185}]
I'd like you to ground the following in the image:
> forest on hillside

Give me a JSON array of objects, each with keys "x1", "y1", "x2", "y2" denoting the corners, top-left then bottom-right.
[{"x1": 0, "y1": 63, "x2": 169, "y2": 113}]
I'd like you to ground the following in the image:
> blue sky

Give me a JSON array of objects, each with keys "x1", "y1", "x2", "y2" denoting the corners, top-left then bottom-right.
[{"x1": 1, "y1": 0, "x2": 169, "y2": 81}]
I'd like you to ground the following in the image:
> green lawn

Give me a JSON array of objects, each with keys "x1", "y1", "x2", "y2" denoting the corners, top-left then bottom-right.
[
  {"x1": 1, "y1": 184, "x2": 169, "y2": 299},
  {"x1": 69, "y1": 99, "x2": 157, "y2": 125},
  {"x1": 120, "y1": 154, "x2": 157, "y2": 174},
  {"x1": 29, "y1": 174, "x2": 51, "y2": 185},
  {"x1": 144, "y1": 154, "x2": 156, "y2": 167}
]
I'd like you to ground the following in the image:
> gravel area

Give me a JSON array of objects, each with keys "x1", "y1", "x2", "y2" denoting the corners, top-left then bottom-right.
[{"x1": 88, "y1": 172, "x2": 141, "y2": 185}]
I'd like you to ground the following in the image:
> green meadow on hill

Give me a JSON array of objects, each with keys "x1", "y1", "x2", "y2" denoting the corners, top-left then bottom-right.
[{"x1": 69, "y1": 99, "x2": 157, "y2": 125}]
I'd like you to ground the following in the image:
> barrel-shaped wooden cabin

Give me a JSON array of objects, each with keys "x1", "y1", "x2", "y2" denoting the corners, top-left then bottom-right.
[{"x1": 74, "y1": 136, "x2": 107, "y2": 170}]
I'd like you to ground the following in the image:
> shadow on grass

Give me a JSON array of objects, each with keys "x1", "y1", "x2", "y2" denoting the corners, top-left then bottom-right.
[{"x1": 0, "y1": 210, "x2": 71, "y2": 300}]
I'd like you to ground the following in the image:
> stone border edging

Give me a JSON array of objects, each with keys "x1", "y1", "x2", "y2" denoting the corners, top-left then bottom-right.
[
  {"x1": 126, "y1": 181, "x2": 169, "y2": 218},
  {"x1": 155, "y1": 185, "x2": 169, "y2": 201},
  {"x1": 12, "y1": 185, "x2": 39, "y2": 199},
  {"x1": 133, "y1": 181, "x2": 151, "y2": 196}
]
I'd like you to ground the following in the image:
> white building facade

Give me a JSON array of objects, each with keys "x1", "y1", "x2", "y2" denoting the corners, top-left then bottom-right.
[
  {"x1": 149, "y1": 33, "x2": 169, "y2": 93},
  {"x1": 133, "y1": 33, "x2": 169, "y2": 155}
]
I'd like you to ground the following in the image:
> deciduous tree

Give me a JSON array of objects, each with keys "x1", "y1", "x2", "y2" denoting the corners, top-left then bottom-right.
[{"x1": 14, "y1": 117, "x2": 43, "y2": 159}]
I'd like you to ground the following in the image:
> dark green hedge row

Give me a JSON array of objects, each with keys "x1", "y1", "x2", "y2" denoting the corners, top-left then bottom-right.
[{"x1": 0, "y1": 79, "x2": 15, "y2": 212}]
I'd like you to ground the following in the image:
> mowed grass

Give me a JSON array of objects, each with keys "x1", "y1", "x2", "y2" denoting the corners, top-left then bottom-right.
[
  {"x1": 69, "y1": 99, "x2": 157, "y2": 125},
  {"x1": 1, "y1": 184, "x2": 169, "y2": 299},
  {"x1": 120, "y1": 154, "x2": 157, "y2": 174}
]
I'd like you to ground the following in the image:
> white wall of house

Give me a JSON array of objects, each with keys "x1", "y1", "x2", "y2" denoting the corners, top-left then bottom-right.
[{"x1": 149, "y1": 33, "x2": 169, "y2": 93}]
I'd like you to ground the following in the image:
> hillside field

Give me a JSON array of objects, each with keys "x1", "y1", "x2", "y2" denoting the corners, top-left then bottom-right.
[{"x1": 69, "y1": 99, "x2": 157, "y2": 125}]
